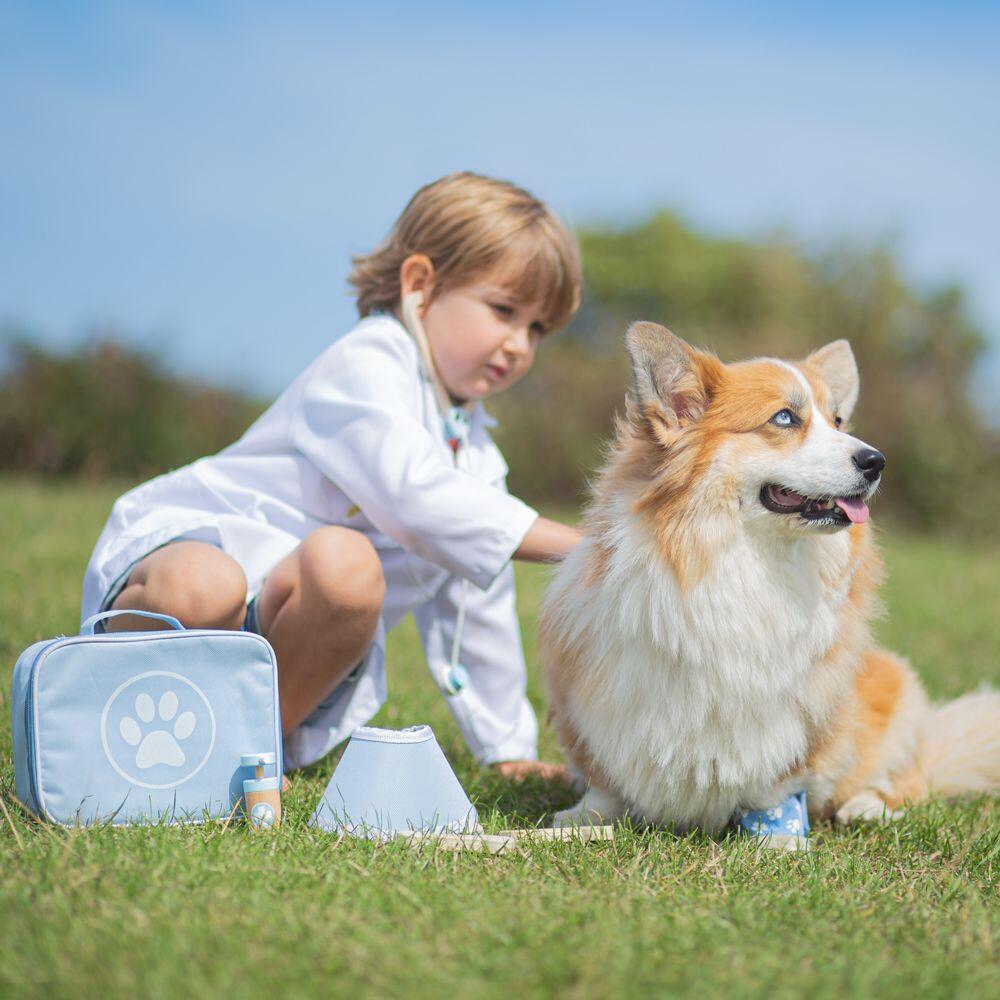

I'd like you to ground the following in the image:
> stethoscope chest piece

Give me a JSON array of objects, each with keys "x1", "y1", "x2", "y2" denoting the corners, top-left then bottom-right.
[{"x1": 444, "y1": 663, "x2": 470, "y2": 695}]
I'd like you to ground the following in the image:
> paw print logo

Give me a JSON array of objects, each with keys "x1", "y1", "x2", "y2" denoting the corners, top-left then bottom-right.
[
  {"x1": 119, "y1": 691, "x2": 197, "y2": 769},
  {"x1": 101, "y1": 672, "x2": 216, "y2": 790},
  {"x1": 765, "y1": 806, "x2": 784, "y2": 821}
]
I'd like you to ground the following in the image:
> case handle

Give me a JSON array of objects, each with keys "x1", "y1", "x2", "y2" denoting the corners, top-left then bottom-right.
[{"x1": 80, "y1": 609, "x2": 185, "y2": 635}]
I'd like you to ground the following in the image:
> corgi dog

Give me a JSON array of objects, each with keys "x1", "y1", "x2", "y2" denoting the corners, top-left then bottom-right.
[{"x1": 541, "y1": 323, "x2": 999, "y2": 833}]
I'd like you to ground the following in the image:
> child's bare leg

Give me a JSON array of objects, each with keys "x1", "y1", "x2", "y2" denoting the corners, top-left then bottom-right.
[
  {"x1": 256, "y1": 527, "x2": 384, "y2": 734},
  {"x1": 109, "y1": 541, "x2": 248, "y2": 632}
]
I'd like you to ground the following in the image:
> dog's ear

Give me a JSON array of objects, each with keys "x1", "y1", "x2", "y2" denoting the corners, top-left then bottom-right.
[
  {"x1": 804, "y1": 339, "x2": 859, "y2": 421},
  {"x1": 626, "y1": 322, "x2": 717, "y2": 432}
]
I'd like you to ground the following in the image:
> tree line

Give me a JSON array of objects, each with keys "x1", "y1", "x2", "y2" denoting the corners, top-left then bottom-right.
[{"x1": 2, "y1": 211, "x2": 997, "y2": 535}]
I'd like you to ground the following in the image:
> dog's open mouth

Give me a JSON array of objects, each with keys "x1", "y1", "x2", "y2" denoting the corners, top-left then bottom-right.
[{"x1": 759, "y1": 484, "x2": 870, "y2": 525}]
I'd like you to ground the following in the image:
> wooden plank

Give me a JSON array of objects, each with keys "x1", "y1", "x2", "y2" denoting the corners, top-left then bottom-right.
[
  {"x1": 396, "y1": 831, "x2": 516, "y2": 854},
  {"x1": 394, "y1": 825, "x2": 616, "y2": 853},
  {"x1": 498, "y1": 825, "x2": 615, "y2": 843}
]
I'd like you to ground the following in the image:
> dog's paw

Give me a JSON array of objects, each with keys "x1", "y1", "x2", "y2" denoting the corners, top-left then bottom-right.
[
  {"x1": 552, "y1": 787, "x2": 627, "y2": 828},
  {"x1": 835, "y1": 790, "x2": 905, "y2": 826},
  {"x1": 552, "y1": 803, "x2": 598, "y2": 828}
]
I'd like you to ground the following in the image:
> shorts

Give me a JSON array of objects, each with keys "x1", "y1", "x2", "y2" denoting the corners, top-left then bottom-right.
[{"x1": 97, "y1": 530, "x2": 262, "y2": 635}]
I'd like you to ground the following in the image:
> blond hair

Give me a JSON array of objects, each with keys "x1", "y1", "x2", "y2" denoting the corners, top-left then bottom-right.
[{"x1": 349, "y1": 172, "x2": 582, "y2": 333}]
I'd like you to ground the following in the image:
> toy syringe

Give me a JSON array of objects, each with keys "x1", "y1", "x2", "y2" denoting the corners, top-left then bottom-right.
[{"x1": 241, "y1": 752, "x2": 281, "y2": 829}]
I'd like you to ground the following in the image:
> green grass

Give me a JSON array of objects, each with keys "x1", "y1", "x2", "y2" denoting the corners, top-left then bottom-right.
[{"x1": 0, "y1": 476, "x2": 997, "y2": 998}]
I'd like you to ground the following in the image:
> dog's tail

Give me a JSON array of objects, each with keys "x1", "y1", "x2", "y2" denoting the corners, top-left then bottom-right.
[{"x1": 917, "y1": 689, "x2": 1000, "y2": 798}]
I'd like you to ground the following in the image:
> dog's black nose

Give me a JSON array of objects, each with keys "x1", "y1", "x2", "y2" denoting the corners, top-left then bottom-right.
[{"x1": 853, "y1": 448, "x2": 885, "y2": 481}]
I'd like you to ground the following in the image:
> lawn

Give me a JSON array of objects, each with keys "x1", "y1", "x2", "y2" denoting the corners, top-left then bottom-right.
[{"x1": 0, "y1": 476, "x2": 997, "y2": 998}]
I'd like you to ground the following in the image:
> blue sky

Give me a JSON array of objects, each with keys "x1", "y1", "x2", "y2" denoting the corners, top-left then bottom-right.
[{"x1": 2, "y1": 1, "x2": 999, "y2": 399}]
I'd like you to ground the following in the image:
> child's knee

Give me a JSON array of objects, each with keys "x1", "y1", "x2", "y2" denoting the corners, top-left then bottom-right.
[
  {"x1": 140, "y1": 544, "x2": 248, "y2": 629},
  {"x1": 299, "y1": 527, "x2": 385, "y2": 618}
]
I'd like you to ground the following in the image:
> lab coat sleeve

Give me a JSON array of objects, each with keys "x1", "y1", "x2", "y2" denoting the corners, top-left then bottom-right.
[
  {"x1": 288, "y1": 322, "x2": 538, "y2": 590},
  {"x1": 413, "y1": 564, "x2": 539, "y2": 764}
]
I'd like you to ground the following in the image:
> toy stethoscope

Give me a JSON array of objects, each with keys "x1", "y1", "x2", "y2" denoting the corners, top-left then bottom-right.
[{"x1": 400, "y1": 290, "x2": 474, "y2": 697}]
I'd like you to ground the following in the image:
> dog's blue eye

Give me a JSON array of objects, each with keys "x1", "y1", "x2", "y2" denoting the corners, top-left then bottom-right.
[{"x1": 770, "y1": 409, "x2": 795, "y2": 427}]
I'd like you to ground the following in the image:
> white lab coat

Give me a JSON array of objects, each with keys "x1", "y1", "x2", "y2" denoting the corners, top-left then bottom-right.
[{"x1": 81, "y1": 314, "x2": 541, "y2": 769}]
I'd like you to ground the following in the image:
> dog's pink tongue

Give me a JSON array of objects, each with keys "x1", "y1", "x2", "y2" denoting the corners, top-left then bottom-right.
[{"x1": 835, "y1": 496, "x2": 869, "y2": 524}]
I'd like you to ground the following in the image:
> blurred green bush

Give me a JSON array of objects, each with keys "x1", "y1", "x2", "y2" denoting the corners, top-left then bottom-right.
[
  {"x1": 493, "y1": 212, "x2": 999, "y2": 536},
  {"x1": 0, "y1": 333, "x2": 264, "y2": 479},
  {"x1": 2, "y1": 211, "x2": 997, "y2": 535}
]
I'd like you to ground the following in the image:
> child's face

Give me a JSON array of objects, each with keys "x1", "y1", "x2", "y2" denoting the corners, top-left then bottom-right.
[{"x1": 422, "y1": 280, "x2": 549, "y2": 402}]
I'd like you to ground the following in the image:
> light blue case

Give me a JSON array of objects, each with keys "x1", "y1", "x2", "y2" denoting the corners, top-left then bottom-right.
[{"x1": 11, "y1": 609, "x2": 282, "y2": 826}]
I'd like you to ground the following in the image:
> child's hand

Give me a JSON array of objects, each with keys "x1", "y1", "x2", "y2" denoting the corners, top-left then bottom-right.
[{"x1": 492, "y1": 759, "x2": 574, "y2": 784}]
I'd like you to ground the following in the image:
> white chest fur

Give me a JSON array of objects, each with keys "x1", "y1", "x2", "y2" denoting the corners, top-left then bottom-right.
[{"x1": 549, "y1": 519, "x2": 853, "y2": 832}]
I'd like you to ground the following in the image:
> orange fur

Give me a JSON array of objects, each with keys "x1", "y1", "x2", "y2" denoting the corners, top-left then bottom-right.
[
  {"x1": 830, "y1": 649, "x2": 908, "y2": 803},
  {"x1": 797, "y1": 361, "x2": 833, "y2": 416}
]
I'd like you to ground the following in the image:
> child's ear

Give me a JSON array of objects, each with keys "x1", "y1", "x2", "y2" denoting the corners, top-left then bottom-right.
[
  {"x1": 625, "y1": 322, "x2": 719, "y2": 434},
  {"x1": 399, "y1": 254, "x2": 436, "y2": 308},
  {"x1": 803, "y1": 339, "x2": 859, "y2": 421}
]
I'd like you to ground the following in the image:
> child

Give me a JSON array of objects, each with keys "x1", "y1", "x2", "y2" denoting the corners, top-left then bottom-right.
[{"x1": 81, "y1": 172, "x2": 583, "y2": 779}]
